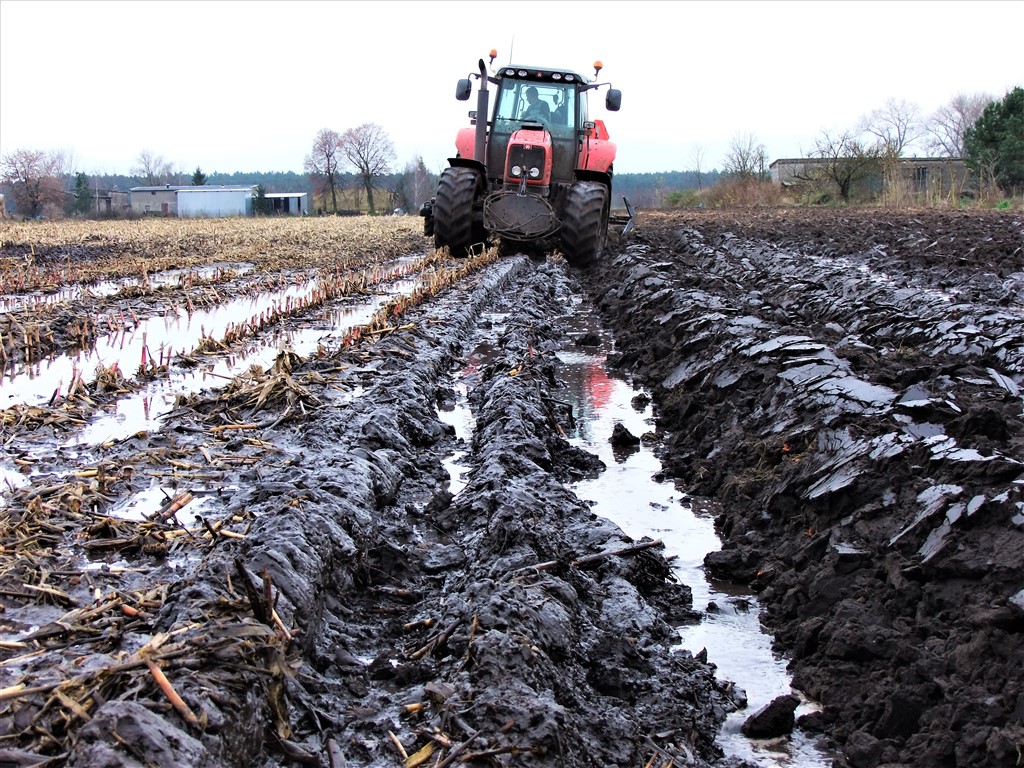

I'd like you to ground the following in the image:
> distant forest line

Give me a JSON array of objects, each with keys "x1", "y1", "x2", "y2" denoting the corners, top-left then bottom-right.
[{"x1": 84, "y1": 169, "x2": 722, "y2": 212}]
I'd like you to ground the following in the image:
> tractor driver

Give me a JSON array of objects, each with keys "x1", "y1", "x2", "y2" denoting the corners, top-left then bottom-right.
[{"x1": 522, "y1": 86, "x2": 551, "y2": 124}]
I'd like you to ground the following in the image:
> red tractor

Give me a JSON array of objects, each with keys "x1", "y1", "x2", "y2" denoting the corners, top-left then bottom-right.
[{"x1": 422, "y1": 52, "x2": 630, "y2": 267}]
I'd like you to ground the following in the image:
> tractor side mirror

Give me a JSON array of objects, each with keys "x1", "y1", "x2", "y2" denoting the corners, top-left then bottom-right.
[
  {"x1": 456, "y1": 79, "x2": 472, "y2": 101},
  {"x1": 605, "y1": 89, "x2": 622, "y2": 112}
]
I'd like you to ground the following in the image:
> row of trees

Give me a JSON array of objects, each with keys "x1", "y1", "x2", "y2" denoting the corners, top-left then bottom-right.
[
  {"x1": 716, "y1": 88, "x2": 1023, "y2": 202},
  {"x1": 304, "y1": 123, "x2": 396, "y2": 214},
  {"x1": 2, "y1": 88, "x2": 1020, "y2": 219},
  {"x1": 0, "y1": 146, "x2": 215, "y2": 218}
]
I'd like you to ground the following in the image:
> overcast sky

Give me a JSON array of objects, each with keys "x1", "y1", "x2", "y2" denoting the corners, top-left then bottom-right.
[{"x1": 1, "y1": 0, "x2": 1021, "y2": 177}]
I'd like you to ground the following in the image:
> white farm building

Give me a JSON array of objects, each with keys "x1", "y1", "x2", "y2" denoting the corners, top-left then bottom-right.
[
  {"x1": 129, "y1": 185, "x2": 308, "y2": 217},
  {"x1": 176, "y1": 186, "x2": 254, "y2": 218}
]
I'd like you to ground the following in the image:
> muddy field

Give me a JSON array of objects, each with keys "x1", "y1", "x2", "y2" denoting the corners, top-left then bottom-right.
[{"x1": 1, "y1": 208, "x2": 1022, "y2": 768}]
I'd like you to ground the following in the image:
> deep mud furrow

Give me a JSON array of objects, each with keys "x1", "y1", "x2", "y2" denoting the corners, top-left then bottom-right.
[{"x1": 582, "y1": 214, "x2": 1024, "y2": 768}]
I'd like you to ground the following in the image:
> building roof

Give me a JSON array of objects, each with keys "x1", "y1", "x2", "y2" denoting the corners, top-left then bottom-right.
[
  {"x1": 770, "y1": 156, "x2": 964, "y2": 168},
  {"x1": 176, "y1": 186, "x2": 255, "y2": 194},
  {"x1": 130, "y1": 184, "x2": 255, "y2": 193},
  {"x1": 265, "y1": 192, "x2": 307, "y2": 198}
]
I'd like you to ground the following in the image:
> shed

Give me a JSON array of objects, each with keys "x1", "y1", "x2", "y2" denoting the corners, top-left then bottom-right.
[
  {"x1": 265, "y1": 192, "x2": 308, "y2": 216},
  {"x1": 177, "y1": 186, "x2": 255, "y2": 218},
  {"x1": 130, "y1": 185, "x2": 191, "y2": 216}
]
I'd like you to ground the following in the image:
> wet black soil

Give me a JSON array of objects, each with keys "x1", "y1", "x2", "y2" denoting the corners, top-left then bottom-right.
[
  {"x1": 581, "y1": 207, "x2": 1024, "y2": 768},
  {"x1": 3, "y1": 207, "x2": 1023, "y2": 768}
]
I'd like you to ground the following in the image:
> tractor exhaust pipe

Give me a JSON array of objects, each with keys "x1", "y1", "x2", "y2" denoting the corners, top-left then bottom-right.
[{"x1": 474, "y1": 58, "x2": 488, "y2": 165}]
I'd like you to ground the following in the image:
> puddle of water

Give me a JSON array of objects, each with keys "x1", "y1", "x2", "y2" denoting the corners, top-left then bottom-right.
[
  {"x1": 436, "y1": 380, "x2": 474, "y2": 497},
  {"x1": 107, "y1": 481, "x2": 218, "y2": 528},
  {"x1": 0, "y1": 262, "x2": 255, "y2": 312},
  {"x1": 1, "y1": 270, "x2": 434, "y2": 456},
  {"x1": 0, "y1": 263, "x2": 424, "y2": 411},
  {"x1": 556, "y1": 320, "x2": 832, "y2": 766},
  {"x1": 67, "y1": 296, "x2": 395, "y2": 447}
]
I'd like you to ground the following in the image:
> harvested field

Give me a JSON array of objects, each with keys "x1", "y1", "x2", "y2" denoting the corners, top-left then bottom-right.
[{"x1": 1, "y1": 208, "x2": 1022, "y2": 768}]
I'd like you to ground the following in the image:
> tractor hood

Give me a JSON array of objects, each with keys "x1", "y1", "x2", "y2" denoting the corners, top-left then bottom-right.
[{"x1": 504, "y1": 126, "x2": 552, "y2": 186}]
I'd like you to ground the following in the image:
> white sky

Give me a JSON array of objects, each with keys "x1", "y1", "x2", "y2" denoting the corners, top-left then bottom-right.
[{"x1": 1, "y1": 0, "x2": 1021, "y2": 176}]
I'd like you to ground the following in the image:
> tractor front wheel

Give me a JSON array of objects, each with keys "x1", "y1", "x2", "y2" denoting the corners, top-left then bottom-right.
[
  {"x1": 560, "y1": 181, "x2": 609, "y2": 268},
  {"x1": 434, "y1": 167, "x2": 486, "y2": 257}
]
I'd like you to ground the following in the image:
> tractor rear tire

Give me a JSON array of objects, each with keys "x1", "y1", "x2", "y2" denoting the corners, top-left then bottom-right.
[
  {"x1": 560, "y1": 181, "x2": 609, "y2": 268},
  {"x1": 434, "y1": 167, "x2": 486, "y2": 258}
]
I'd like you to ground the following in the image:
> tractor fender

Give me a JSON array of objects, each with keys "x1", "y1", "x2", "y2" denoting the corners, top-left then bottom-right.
[
  {"x1": 580, "y1": 138, "x2": 617, "y2": 175},
  {"x1": 574, "y1": 168, "x2": 612, "y2": 187},
  {"x1": 454, "y1": 127, "x2": 478, "y2": 164},
  {"x1": 446, "y1": 155, "x2": 486, "y2": 178}
]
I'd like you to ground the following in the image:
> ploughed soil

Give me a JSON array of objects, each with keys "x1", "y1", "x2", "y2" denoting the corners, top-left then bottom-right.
[{"x1": 2, "y1": 207, "x2": 1023, "y2": 768}]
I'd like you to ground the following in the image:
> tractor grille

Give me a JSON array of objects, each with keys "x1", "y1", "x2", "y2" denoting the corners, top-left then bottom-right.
[{"x1": 507, "y1": 145, "x2": 546, "y2": 180}]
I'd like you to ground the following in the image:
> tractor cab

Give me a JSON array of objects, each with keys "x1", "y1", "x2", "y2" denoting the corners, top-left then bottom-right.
[{"x1": 489, "y1": 69, "x2": 585, "y2": 187}]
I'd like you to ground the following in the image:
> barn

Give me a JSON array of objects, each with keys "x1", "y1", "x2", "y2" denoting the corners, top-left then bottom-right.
[
  {"x1": 129, "y1": 185, "x2": 189, "y2": 216},
  {"x1": 265, "y1": 192, "x2": 308, "y2": 215},
  {"x1": 176, "y1": 186, "x2": 254, "y2": 218}
]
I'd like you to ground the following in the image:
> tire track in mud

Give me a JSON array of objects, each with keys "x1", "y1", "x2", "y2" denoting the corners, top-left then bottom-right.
[
  {"x1": 13, "y1": 254, "x2": 739, "y2": 767},
  {"x1": 580, "y1": 217, "x2": 1024, "y2": 768}
]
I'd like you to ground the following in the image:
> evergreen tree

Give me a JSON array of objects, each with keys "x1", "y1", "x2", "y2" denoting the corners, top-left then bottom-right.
[
  {"x1": 964, "y1": 87, "x2": 1024, "y2": 193},
  {"x1": 191, "y1": 166, "x2": 207, "y2": 186},
  {"x1": 253, "y1": 184, "x2": 271, "y2": 215},
  {"x1": 72, "y1": 172, "x2": 92, "y2": 216}
]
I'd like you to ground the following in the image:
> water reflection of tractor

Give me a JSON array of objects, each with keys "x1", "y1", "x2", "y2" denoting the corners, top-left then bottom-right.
[{"x1": 421, "y1": 51, "x2": 634, "y2": 267}]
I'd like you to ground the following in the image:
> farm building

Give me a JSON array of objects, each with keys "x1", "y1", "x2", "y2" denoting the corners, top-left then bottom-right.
[
  {"x1": 177, "y1": 186, "x2": 254, "y2": 218},
  {"x1": 129, "y1": 185, "x2": 312, "y2": 217},
  {"x1": 129, "y1": 185, "x2": 190, "y2": 216},
  {"x1": 770, "y1": 157, "x2": 971, "y2": 199},
  {"x1": 265, "y1": 192, "x2": 308, "y2": 215}
]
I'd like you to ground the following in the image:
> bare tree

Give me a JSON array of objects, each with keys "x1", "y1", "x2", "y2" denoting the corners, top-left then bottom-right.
[
  {"x1": 807, "y1": 129, "x2": 883, "y2": 202},
  {"x1": 340, "y1": 123, "x2": 396, "y2": 215},
  {"x1": 691, "y1": 144, "x2": 706, "y2": 190},
  {"x1": 303, "y1": 128, "x2": 343, "y2": 213},
  {"x1": 926, "y1": 92, "x2": 992, "y2": 157},
  {"x1": 393, "y1": 155, "x2": 436, "y2": 213},
  {"x1": 723, "y1": 132, "x2": 768, "y2": 180},
  {"x1": 1, "y1": 148, "x2": 70, "y2": 217},
  {"x1": 132, "y1": 149, "x2": 175, "y2": 185},
  {"x1": 860, "y1": 98, "x2": 923, "y2": 158}
]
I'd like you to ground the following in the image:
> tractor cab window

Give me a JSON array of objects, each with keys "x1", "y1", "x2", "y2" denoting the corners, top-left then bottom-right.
[{"x1": 495, "y1": 79, "x2": 576, "y2": 136}]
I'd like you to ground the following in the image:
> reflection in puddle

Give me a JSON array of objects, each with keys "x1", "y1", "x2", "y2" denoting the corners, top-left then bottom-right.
[
  {"x1": 2, "y1": 269, "x2": 432, "y2": 454},
  {"x1": 0, "y1": 263, "x2": 424, "y2": 411},
  {"x1": 0, "y1": 262, "x2": 255, "y2": 312},
  {"x1": 108, "y1": 482, "x2": 218, "y2": 529},
  {"x1": 558, "y1": 313, "x2": 832, "y2": 766},
  {"x1": 437, "y1": 381, "x2": 473, "y2": 497}
]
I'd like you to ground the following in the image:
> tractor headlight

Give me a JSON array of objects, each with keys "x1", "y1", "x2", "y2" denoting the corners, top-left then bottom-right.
[
  {"x1": 510, "y1": 165, "x2": 523, "y2": 177},
  {"x1": 529, "y1": 167, "x2": 541, "y2": 179}
]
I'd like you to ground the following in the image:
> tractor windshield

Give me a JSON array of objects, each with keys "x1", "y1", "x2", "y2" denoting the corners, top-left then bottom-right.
[{"x1": 494, "y1": 79, "x2": 577, "y2": 137}]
